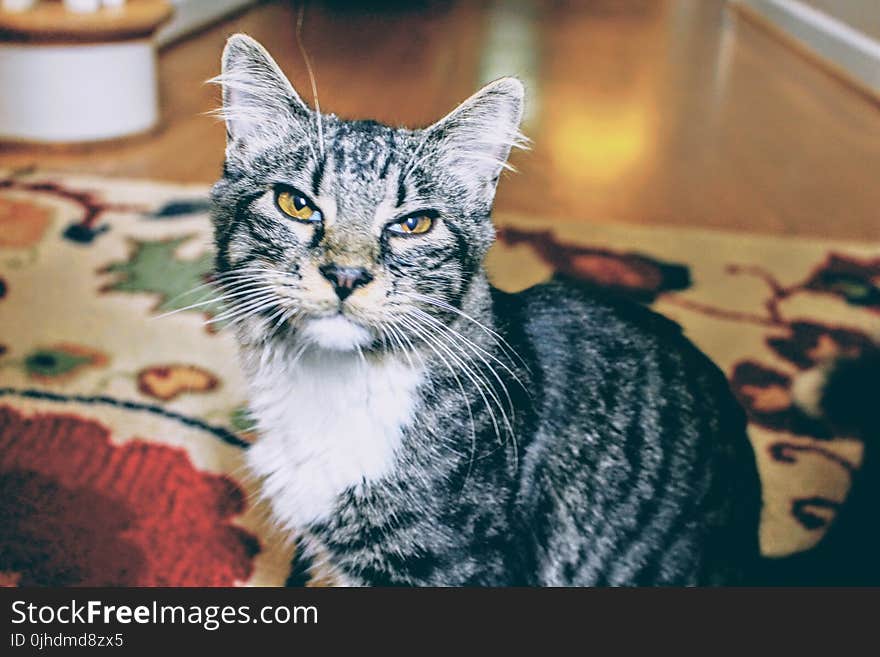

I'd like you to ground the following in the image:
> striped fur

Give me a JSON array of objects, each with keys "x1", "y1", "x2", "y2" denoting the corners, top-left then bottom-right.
[{"x1": 210, "y1": 35, "x2": 762, "y2": 586}]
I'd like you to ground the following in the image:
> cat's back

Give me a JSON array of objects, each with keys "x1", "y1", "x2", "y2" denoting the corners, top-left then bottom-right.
[
  {"x1": 498, "y1": 276, "x2": 761, "y2": 585},
  {"x1": 502, "y1": 274, "x2": 723, "y2": 394}
]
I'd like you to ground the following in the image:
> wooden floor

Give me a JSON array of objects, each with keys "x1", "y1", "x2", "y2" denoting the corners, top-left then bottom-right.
[{"x1": 2, "y1": 0, "x2": 879, "y2": 241}]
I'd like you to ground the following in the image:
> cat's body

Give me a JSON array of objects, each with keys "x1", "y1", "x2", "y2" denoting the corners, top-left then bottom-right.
[
  {"x1": 244, "y1": 276, "x2": 761, "y2": 585},
  {"x1": 211, "y1": 35, "x2": 762, "y2": 586}
]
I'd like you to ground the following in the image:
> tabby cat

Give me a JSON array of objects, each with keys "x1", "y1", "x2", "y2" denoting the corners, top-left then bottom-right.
[{"x1": 210, "y1": 34, "x2": 763, "y2": 586}]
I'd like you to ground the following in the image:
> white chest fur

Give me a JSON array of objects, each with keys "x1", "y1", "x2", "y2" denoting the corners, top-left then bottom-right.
[{"x1": 244, "y1": 346, "x2": 424, "y2": 530}]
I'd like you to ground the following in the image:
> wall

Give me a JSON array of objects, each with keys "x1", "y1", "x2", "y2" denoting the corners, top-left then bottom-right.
[
  {"x1": 799, "y1": 0, "x2": 880, "y2": 41},
  {"x1": 731, "y1": 0, "x2": 880, "y2": 96},
  {"x1": 157, "y1": 0, "x2": 257, "y2": 46}
]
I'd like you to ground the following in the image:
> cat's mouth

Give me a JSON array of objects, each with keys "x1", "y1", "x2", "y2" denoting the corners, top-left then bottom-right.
[{"x1": 298, "y1": 314, "x2": 373, "y2": 351}]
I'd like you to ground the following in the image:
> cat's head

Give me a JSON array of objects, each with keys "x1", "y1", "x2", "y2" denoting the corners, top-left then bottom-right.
[{"x1": 210, "y1": 34, "x2": 525, "y2": 353}]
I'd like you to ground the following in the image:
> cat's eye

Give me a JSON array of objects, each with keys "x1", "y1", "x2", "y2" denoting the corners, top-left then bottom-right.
[
  {"x1": 275, "y1": 188, "x2": 322, "y2": 223},
  {"x1": 388, "y1": 214, "x2": 434, "y2": 236}
]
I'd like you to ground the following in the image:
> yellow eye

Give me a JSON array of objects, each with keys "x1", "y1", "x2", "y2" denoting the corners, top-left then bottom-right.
[
  {"x1": 390, "y1": 214, "x2": 434, "y2": 235},
  {"x1": 276, "y1": 189, "x2": 321, "y2": 222}
]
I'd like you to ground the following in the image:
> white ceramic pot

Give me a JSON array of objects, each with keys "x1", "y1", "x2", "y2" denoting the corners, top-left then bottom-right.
[{"x1": 0, "y1": 38, "x2": 159, "y2": 143}]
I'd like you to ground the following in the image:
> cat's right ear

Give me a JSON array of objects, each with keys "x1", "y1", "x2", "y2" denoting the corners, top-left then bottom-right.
[
  {"x1": 212, "y1": 34, "x2": 311, "y2": 147},
  {"x1": 420, "y1": 77, "x2": 526, "y2": 202}
]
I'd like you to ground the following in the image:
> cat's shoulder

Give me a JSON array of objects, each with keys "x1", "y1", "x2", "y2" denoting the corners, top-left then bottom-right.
[
  {"x1": 497, "y1": 273, "x2": 684, "y2": 343},
  {"x1": 496, "y1": 273, "x2": 738, "y2": 391}
]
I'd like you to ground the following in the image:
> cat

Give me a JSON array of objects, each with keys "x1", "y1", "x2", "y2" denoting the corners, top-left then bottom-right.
[{"x1": 209, "y1": 34, "x2": 763, "y2": 586}]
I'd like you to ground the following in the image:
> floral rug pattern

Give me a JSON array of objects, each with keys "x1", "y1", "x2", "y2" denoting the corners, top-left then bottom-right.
[{"x1": 0, "y1": 171, "x2": 877, "y2": 585}]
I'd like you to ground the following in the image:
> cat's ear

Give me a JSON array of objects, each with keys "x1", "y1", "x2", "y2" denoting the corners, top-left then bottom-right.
[
  {"x1": 424, "y1": 77, "x2": 527, "y2": 197},
  {"x1": 213, "y1": 33, "x2": 311, "y2": 145}
]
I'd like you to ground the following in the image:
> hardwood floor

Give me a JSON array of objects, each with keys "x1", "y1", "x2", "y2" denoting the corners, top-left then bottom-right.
[{"x1": 2, "y1": 0, "x2": 879, "y2": 241}]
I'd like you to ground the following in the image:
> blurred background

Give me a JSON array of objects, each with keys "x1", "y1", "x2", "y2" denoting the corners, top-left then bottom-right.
[{"x1": 1, "y1": 0, "x2": 879, "y2": 240}]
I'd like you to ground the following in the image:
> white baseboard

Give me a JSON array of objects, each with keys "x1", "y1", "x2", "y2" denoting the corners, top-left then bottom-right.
[
  {"x1": 731, "y1": 0, "x2": 880, "y2": 95},
  {"x1": 157, "y1": 0, "x2": 257, "y2": 46}
]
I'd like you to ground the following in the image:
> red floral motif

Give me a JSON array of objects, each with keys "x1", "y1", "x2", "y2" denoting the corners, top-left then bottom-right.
[
  {"x1": 766, "y1": 321, "x2": 873, "y2": 371},
  {"x1": 0, "y1": 405, "x2": 259, "y2": 586},
  {"x1": 1, "y1": 279, "x2": 9, "y2": 355},
  {"x1": 768, "y1": 442, "x2": 856, "y2": 475},
  {"x1": 137, "y1": 364, "x2": 220, "y2": 401},
  {"x1": 792, "y1": 496, "x2": 840, "y2": 531},
  {"x1": 497, "y1": 227, "x2": 690, "y2": 301},
  {"x1": 0, "y1": 571, "x2": 21, "y2": 587},
  {"x1": 730, "y1": 361, "x2": 830, "y2": 439},
  {"x1": 0, "y1": 177, "x2": 141, "y2": 244},
  {"x1": 802, "y1": 253, "x2": 880, "y2": 311},
  {"x1": 0, "y1": 197, "x2": 52, "y2": 248}
]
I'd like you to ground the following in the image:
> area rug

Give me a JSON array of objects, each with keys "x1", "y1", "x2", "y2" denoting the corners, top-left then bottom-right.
[{"x1": 0, "y1": 170, "x2": 877, "y2": 586}]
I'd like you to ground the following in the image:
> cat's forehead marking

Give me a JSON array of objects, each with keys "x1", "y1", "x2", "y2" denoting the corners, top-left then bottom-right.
[
  {"x1": 319, "y1": 120, "x2": 413, "y2": 229},
  {"x1": 328, "y1": 120, "x2": 397, "y2": 177}
]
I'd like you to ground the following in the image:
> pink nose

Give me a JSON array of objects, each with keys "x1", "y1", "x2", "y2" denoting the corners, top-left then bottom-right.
[{"x1": 319, "y1": 264, "x2": 373, "y2": 300}]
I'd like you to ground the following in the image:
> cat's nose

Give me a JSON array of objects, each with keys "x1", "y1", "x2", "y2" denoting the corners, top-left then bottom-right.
[{"x1": 319, "y1": 263, "x2": 374, "y2": 300}]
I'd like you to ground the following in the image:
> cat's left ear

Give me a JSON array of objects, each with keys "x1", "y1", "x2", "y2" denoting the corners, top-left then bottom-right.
[
  {"x1": 213, "y1": 33, "x2": 313, "y2": 148},
  {"x1": 423, "y1": 77, "x2": 526, "y2": 198}
]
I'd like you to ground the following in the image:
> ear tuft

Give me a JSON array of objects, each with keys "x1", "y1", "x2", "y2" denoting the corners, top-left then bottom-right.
[
  {"x1": 209, "y1": 33, "x2": 310, "y2": 143},
  {"x1": 425, "y1": 77, "x2": 528, "y2": 189}
]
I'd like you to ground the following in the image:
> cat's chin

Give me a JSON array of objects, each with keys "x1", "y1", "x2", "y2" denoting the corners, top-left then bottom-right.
[{"x1": 298, "y1": 314, "x2": 373, "y2": 352}]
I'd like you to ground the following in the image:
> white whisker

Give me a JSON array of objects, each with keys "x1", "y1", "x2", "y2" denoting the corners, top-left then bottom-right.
[
  {"x1": 397, "y1": 313, "x2": 506, "y2": 451},
  {"x1": 296, "y1": 3, "x2": 325, "y2": 158},
  {"x1": 399, "y1": 290, "x2": 531, "y2": 374},
  {"x1": 387, "y1": 319, "x2": 478, "y2": 492},
  {"x1": 205, "y1": 293, "x2": 279, "y2": 325},
  {"x1": 155, "y1": 284, "x2": 281, "y2": 319}
]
